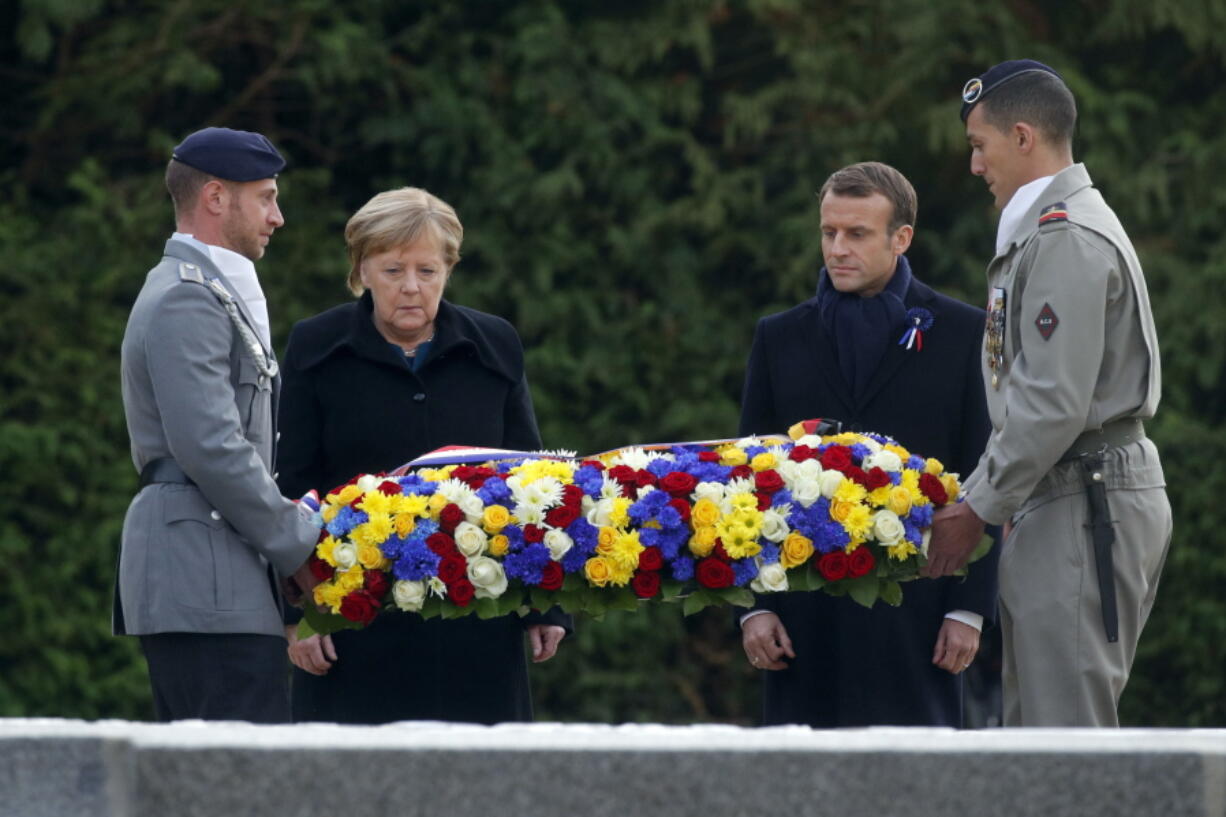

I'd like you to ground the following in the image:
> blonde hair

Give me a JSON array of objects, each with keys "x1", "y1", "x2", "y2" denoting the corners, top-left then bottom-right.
[{"x1": 344, "y1": 187, "x2": 463, "y2": 296}]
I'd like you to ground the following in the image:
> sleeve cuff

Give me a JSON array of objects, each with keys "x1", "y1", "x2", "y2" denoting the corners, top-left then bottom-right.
[
  {"x1": 944, "y1": 610, "x2": 984, "y2": 631},
  {"x1": 739, "y1": 609, "x2": 773, "y2": 628}
]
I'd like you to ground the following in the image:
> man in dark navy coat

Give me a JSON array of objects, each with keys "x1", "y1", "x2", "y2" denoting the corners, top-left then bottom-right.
[{"x1": 738, "y1": 162, "x2": 1000, "y2": 727}]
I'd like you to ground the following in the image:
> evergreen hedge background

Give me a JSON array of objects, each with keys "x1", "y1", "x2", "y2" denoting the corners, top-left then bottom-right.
[{"x1": 2, "y1": 0, "x2": 1222, "y2": 725}]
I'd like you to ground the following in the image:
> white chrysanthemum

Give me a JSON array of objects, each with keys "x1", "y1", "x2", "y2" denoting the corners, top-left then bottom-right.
[
  {"x1": 724, "y1": 476, "x2": 756, "y2": 497},
  {"x1": 610, "y1": 447, "x2": 663, "y2": 471},
  {"x1": 427, "y1": 576, "x2": 447, "y2": 598},
  {"x1": 515, "y1": 502, "x2": 546, "y2": 527},
  {"x1": 435, "y1": 478, "x2": 477, "y2": 506},
  {"x1": 544, "y1": 528, "x2": 573, "y2": 561},
  {"x1": 761, "y1": 507, "x2": 792, "y2": 542},
  {"x1": 796, "y1": 434, "x2": 823, "y2": 448},
  {"x1": 693, "y1": 482, "x2": 726, "y2": 504},
  {"x1": 516, "y1": 476, "x2": 563, "y2": 508},
  {"x1": 597, "y1": 476, "x2": 622, "y2": 500},
  {"x1": 863, "y1": 450, "x2": 903, "y2": 473},
  {"x1": 750, "y1": 561, "x2": 789, "y2": 593}
]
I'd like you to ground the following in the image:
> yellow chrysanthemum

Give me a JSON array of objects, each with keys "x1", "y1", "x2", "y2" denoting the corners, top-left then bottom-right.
[
  {"x1": 607, "y1": 561, "x2": 634, "y2": 586},
  {"x1": 831, "y1": 432, "x2": 862, "y2": 446},
  {"x1": 334, "y1": 484, "x2": 362, "y2": 506},
  {"x1": 489, "y1": 534, "x2": 510, "y2": 557},
  {"x1": 608, "y1": 530, "x2": 644, "y2": 570},
  {"x1": 351, "y1": 514, "x2": 393, "y2": 549},
  {"x1": 887, "y1": 539, "x2": 920, "y2": 561},
  {"x1": 315, "y1": 582, "x2": 347, "y2": 613},
  {"x1": 840, "y1": 505, "x2": 873, "y2": 540},
  {"x1": 719, "y1": 446, "x2": 748, "y2": 467},
  {"x1": 924, "y1": 457, "x2": 945, "y2": 476},
  {"x1": 885, "y1": 443, "x2": 911, "y2": 460},
  {"x1": 511, "y1": 459, "x2": 574, "y2": 485},
  {"x1": 609, "y1": 497, "x2": 632, "y2": 528},
  {"x1": 728, "y1": 492, "x2": 759, "y2": 514},
  {"x1": 691, "y1": 498, "x2": 722, "y2": 528},
  {"x1": 584, "y1": 556, "x2": 617, "y2": 587},
  {"x1": 358, "y1": 490, "x2": 392, "y2": 515},
  {"x1": 321, "y1": 503, "x2": 340, "y2": 523},
  {"x1": 833, "y1": 479, "x2": 868, "y2": 505},
  {"x1": 719, "y1": 523, "x2": 762, "y2": 559},
  {"x1": 844, "y1": 538, "x2": 866, "y2": 554},
  {"x1": 750, "y1": 452, "x2": 777, "y2": 472},
  {"x1": 867, "y1": 485, "x2": 893, "y2": 508},
  {"x1": 336, "y1": 567, "x2": 366, "y2": 592},
  {"x1": 902, "y1": 470, "x2": 930, "y2": 506},
  {"x1": 390, "y1": 493, "x2": 429, "y2": 517},
  {"x1": 886, "y1": 486, "x2": 913, "y2": 516},
  {"x1": 393, "y1": 513, "x2": 416, "y2": 537},
  {"x1": 483, "y1": 504, "x2": 511, "y2": 534},
  {"x1": 689, "y1": 526, "x2": 717, "y2": 557},
  {"x1": 780, "y1": 532, "x2": 815, "y2": 569},
  {"x1": 419, "y1": 466, "x2": 457, "y2": 482}
]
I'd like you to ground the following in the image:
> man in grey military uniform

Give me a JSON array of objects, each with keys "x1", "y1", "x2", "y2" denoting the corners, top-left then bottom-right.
[
  {"x1": 116, "y1": 127, "x2": 322, "y2": 722},
  {"x1": 924, "y1": 61, "x2": 1171, "y2": 726}
]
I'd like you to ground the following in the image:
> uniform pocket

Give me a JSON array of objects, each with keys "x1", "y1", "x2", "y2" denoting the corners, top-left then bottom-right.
[
  {"x1": 161, "y1": 488, "x2": 223, "y2": 610},
  {"x1": 235, "y1": 355, "x2": 273, "y2": 443}
]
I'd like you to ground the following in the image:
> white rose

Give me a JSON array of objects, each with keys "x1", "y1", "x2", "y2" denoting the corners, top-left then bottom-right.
[
  {"x1": 693, "y1": 482, "x2": 725, "y2": 504},
  {"x1": 332, "y1": 542, "x2": 358, "y2": 570},
  {"x1": 863, "y1": 450, "x2": 903, "y2": 473},
  {"x1": 761, "y1": 509, "x2": 791, "y2": 542},
  {"x1": 818, "y1": 469, "x2": 846, "y2": 499},
  {"x1": 392, "y1": 580, "x2": 427, "y2": 612},
  {"x1": 750, "y1": 561, "x2": 789, "y2": 593},
  {"x1": 796, "y1": 434, "x2": 822, "y2": 448},
  {"x1": 355, "y1": 474, "x2": 382, "y2": 493},
  {"x1": 454, "y1": 521, "x2": 489, "y2": 558},
  {"x1": 460, "y1": 494, "x2": 486, "y2": 524},
  {"x1": 791, "y1": 478, "x2": 822, "y2": 508},
  {"x1": 777, "y1": 460, "x2": 799, "y2": 483},
  {"x1": 544, "y1": 528, "x2": 573, "y2": 561},
  {"x1": 794, "y1": 459, "x2": 822, "y2": 481},
  {"x1": 873, "y1": 510, "x2": 906, "y2": 545},
  {"x1": 861, "y1": 437, "x2": 883, "y2": 454},
  {"x1": 467, "y1": 556, "x2": 508, "y2": 599},
  {"x1": 586, "y1": 498, "x2": 616, "y2": 528}
]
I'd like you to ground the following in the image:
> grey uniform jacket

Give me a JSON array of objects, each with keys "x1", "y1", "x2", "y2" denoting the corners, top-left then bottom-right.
[
  {"x1": 963, "y1": 163, "x2": 1162, "y2": 525},
  {"x1": 115, "y1": 237, "x2": 319, "y2": 637}
]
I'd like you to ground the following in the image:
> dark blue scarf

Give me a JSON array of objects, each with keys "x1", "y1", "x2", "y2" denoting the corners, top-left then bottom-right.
[{"x1": 816, "y1": 254, "x2": 913, "y2": 398}]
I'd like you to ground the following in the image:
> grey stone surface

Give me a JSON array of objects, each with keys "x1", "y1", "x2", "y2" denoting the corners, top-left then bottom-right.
[{"x1": 1, "y1": 720, "x2": 1223, "y2": 817}]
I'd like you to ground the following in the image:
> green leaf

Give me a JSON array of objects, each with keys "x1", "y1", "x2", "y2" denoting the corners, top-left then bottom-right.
[
  {"x1": 722, "y1": 587, "x2": 755, "y2": 608},
  {"x1": 475, "y1": 597, "x2": 500, "y2": 619},
  {"x1": 846, "y1": 576, "x2": 880, "y2": 608},
  {"x1": 879, "y1": 579, "x2": 904, "y2": 607},
  {"x1": 301, "y1": 604, "x2": 364, "y2": 636},
  {"x1": 968, "y1": 532, "x2": 996, "y2": 564}
]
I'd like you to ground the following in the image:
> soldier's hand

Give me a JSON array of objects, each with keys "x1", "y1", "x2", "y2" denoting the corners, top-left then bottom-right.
[
  {"x1": 741, "y1": 612, "x2": 796, "y2": 671},
  {"x1": 923, "y1": 501, "x2": 986, "y2": 577}
]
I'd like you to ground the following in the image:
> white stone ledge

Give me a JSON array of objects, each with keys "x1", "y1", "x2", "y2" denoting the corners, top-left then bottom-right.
[{"x1": 2, "y1": 719, "x2": 1224, "y2": 817}]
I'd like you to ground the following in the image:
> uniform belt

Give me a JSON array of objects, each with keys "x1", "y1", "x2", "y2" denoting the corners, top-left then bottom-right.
[
  {"x1": 139, "y1": 458, "x2": 194, "y2": 488},
  {"x1": 1058, "y1": 419, "x2": 1145, "y2": 464}
]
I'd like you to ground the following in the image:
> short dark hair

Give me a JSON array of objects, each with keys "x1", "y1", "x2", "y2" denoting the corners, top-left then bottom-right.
[
  {"x1": 165, "y1": 158, "x2": 219, "y2": 218},
  {"x1": 818, "y1": 161, "x2": 917, "y2": 232},
  {"x1": 978, "y1": 70, "x2": 1077, "y2": 147}
]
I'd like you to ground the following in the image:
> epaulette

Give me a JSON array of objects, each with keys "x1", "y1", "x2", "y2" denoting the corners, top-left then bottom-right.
[
  {"x1": 178, "y1": 261, "x2": 205, "y2": 283},
  {"x1": 1038, "y1": 201, "x2": 1069, "y2": 226}
]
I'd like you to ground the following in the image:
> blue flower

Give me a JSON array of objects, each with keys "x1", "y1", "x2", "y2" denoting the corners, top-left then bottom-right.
[
  {"x1": 389, "y1": 537, "x2": 441, "y2": 581},
  {"x1": 670, "y1": 555, "x2": 695, "y2": 582},
  {"x1": 477, "y1": 478, "x2": 511, "y2": 504},
  {"x1": 732, "y1": 558, "x2": 759, "y2": 586},
  {"x1": 505, "y1": 542, "x2": 551, "y2": 584}
]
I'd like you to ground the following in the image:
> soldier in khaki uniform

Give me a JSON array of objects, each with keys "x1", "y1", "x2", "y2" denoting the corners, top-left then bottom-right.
[{"x1": 924, "y1": 60, "x2": 1171, "y2": 726}]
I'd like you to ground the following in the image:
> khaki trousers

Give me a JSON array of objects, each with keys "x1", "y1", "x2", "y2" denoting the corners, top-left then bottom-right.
[{"x1": 999, "y1": 438, "x2": 1170, "y2": 726}]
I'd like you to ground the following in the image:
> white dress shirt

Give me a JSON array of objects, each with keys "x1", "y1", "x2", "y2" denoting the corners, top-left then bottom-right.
[{"x1": 172, "y1": 232, "x2": 272, "y2": 351}]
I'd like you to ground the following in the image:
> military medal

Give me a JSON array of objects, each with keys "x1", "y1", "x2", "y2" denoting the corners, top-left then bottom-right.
[
  {"x1": 898, "y1": 307, "x2": 934, "y2": 351},
  {"x1": 986, "y1": 287, "x2": 1007, "y2": 388}
]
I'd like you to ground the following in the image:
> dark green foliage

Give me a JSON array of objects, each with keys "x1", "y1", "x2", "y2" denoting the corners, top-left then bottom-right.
[{"x1": 1, "y1": 0, "x2": 1222, "y2": 724}]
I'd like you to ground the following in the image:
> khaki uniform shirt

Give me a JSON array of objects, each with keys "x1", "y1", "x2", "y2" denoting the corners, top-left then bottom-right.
[{"x1": 963, "y1": 163, "x2": 1161, "y2": 525}]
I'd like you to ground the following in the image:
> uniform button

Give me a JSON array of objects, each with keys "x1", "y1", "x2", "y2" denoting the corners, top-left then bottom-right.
[
  {"x1": 413, "y1": 392, "x2": 426, "y2": 403},
  {"x1": 273, "y1": 471, "x2": 280, "y2": 480},
  {"x1": 276, "y1": 431, "x2": 282, "y2": 442},
  {"x1": 210, "y1": 510, "x2": 222, "y2": 521}
]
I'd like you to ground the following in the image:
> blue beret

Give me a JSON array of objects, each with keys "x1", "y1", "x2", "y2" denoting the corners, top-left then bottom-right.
[
  {"x1": 171, "y1": 127, "x2": 286, "y2": 182},
  {"x1": 960, "y1": 59, "x2": 1063, "y2": 122}
]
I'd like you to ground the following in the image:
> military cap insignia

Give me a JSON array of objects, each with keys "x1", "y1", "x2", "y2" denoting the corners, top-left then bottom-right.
[
  {"x1": 1035, "y1": 302, "x2": 1059, "y2": 340},
  {"x1": 1038, "y1": 202, "x2": 1069, "y2": 226}
]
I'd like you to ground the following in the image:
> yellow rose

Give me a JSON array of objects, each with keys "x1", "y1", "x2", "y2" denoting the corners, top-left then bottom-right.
[
  {"x1": 321, "y1": 503, "x2": 339, "y2": 523},
  {"x1": 584, "y1": 556, "x2": 616, "y2": 587},
  {"x1": 720, "y1": 446, "x2": 748, "y2": 467},
  {"x1": 394, "y1": 513, "x2": 416, "y2": 537},
  {"x1": 780, "y1": 532, "x2": 815, "y2": 569},
  {"x1": 596, "y1": 526, "x2": 620, "y2": 553},
  {"x1": 691, "y1": 498, "x2": 721, "y2": 528},
  {"x1": 483, "y1": 504, "x2": 511, "y2": 533},
  {"x1": 335, "y1": 484, "x2": 362, "y2": 505},
  {"x1": 357, "y1": 544, "x2": 385, "y2": 570},
  {"x1": 941, "y1": 474, "x2": 961, "y2": 501},
  {"x1": 924, "y1": 457, "x2": 945, "y2": 475},
  {"x1": 689, "y1": 526, "x2": 717, "y2": 557},
  {"x1": 830, "y1": 499, "x2": 856, "y2": 523},
  {"x1": 886, "y1": 486, "x2": 913, "y2": 516},
  {"x1": 750, "y1": 452, "x2": 776, "y2": 472},
  {"x1": 885, "y1": 443, "x2": 911, "y2": 460},
  {"x1": 489, "y1": 534, "x2": 510, "y2": 557}
]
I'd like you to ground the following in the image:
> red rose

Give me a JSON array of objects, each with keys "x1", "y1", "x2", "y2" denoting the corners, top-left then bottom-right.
[
  {"x1": 562, "y1": 484, "x2": 585, "y2": 508},
  {"x1": 439, "y1": 503, "x2": 464, "y2": 532},
  {"x1": 848, "y1": 546, "x2": 876, "y2": 578},
  {"x1": 919, "y1": 473, "x2": 949, "y2": 506},
  {"x1": 580, "y1": 459, "x2": 606, "y2": 471},
  {"x1": 846, "y1": 466, "x2": 869, "y2": 487},
  {"x1": 789, "y1": 445, "x2": 817, "y2": 462},
  {"x1": 631, "y1": 569, "x2": 661, "y2": 598},
  {"x1": 364, "y1": 570, "x2": 391, "y2": 598},
  {"x1": 713, "y1": 541, "x2": 731, "y2": 562},
  {"x1": 607, "y1": 465, "x2": 637, "y2": 485},
  {"x1": 817, "y1": 551, "x2": 850, "y2": 581},
  {"x1": 695, "y1": 557, "x2": 735, "y2": 589},
  {"x1": 426, "y1": 532, "x2": 457, "y2": 556},
  {"x1": 659, "y1": 471, "x2": 698, "y2": 497},
  {"x1": 545, "y1": 504, "x2": 581, "y2": 529},
  {"x1": 377, "y1": 480, "x2": 402, "y2": 496},
  {"x1": 754, "y1": 470, "x2": 785, "y2": 494},
  {"x1": 523, "y1": 524, "x2": 546, "y2": 544},
  {"x1": 730, "y1": 465, "x2": 753, "y2": 480},
  {"x1": 633, "y1": 469, "x2": 658, "y2": 489},
  {"x1": 437, "y1": 552, "x2": 467, "y2": 584},
  {"x1": 638, "y1": 546, "x2": 664, "y2": 572},
  {"x1": 820, "y1": 446, "x2": 853, "y2": 472},
  {"x1": 339, "y1": 590, "x2": 380, "y2": 625},
  {"x1": 668, "y1": 498, "x2": 692, "y2": 525},
  {"x1": 308, "y1": 554, "x2": 335, "y2": 582},
  {"x1": 755, "y1": 492, "x2": 772, "y2": 511},
  {"x1": 538, "y1": 561, "x2": 564, "y2": 591},
  {"x1": 698, "y1": 451, "x2": 721, "y2": 463},
  {"x1": 865, "y1": 467, "x2": 891, "y2": 491},
  {"x1": 447, "y1": 578, "x2": 475, "y2": 607}
]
